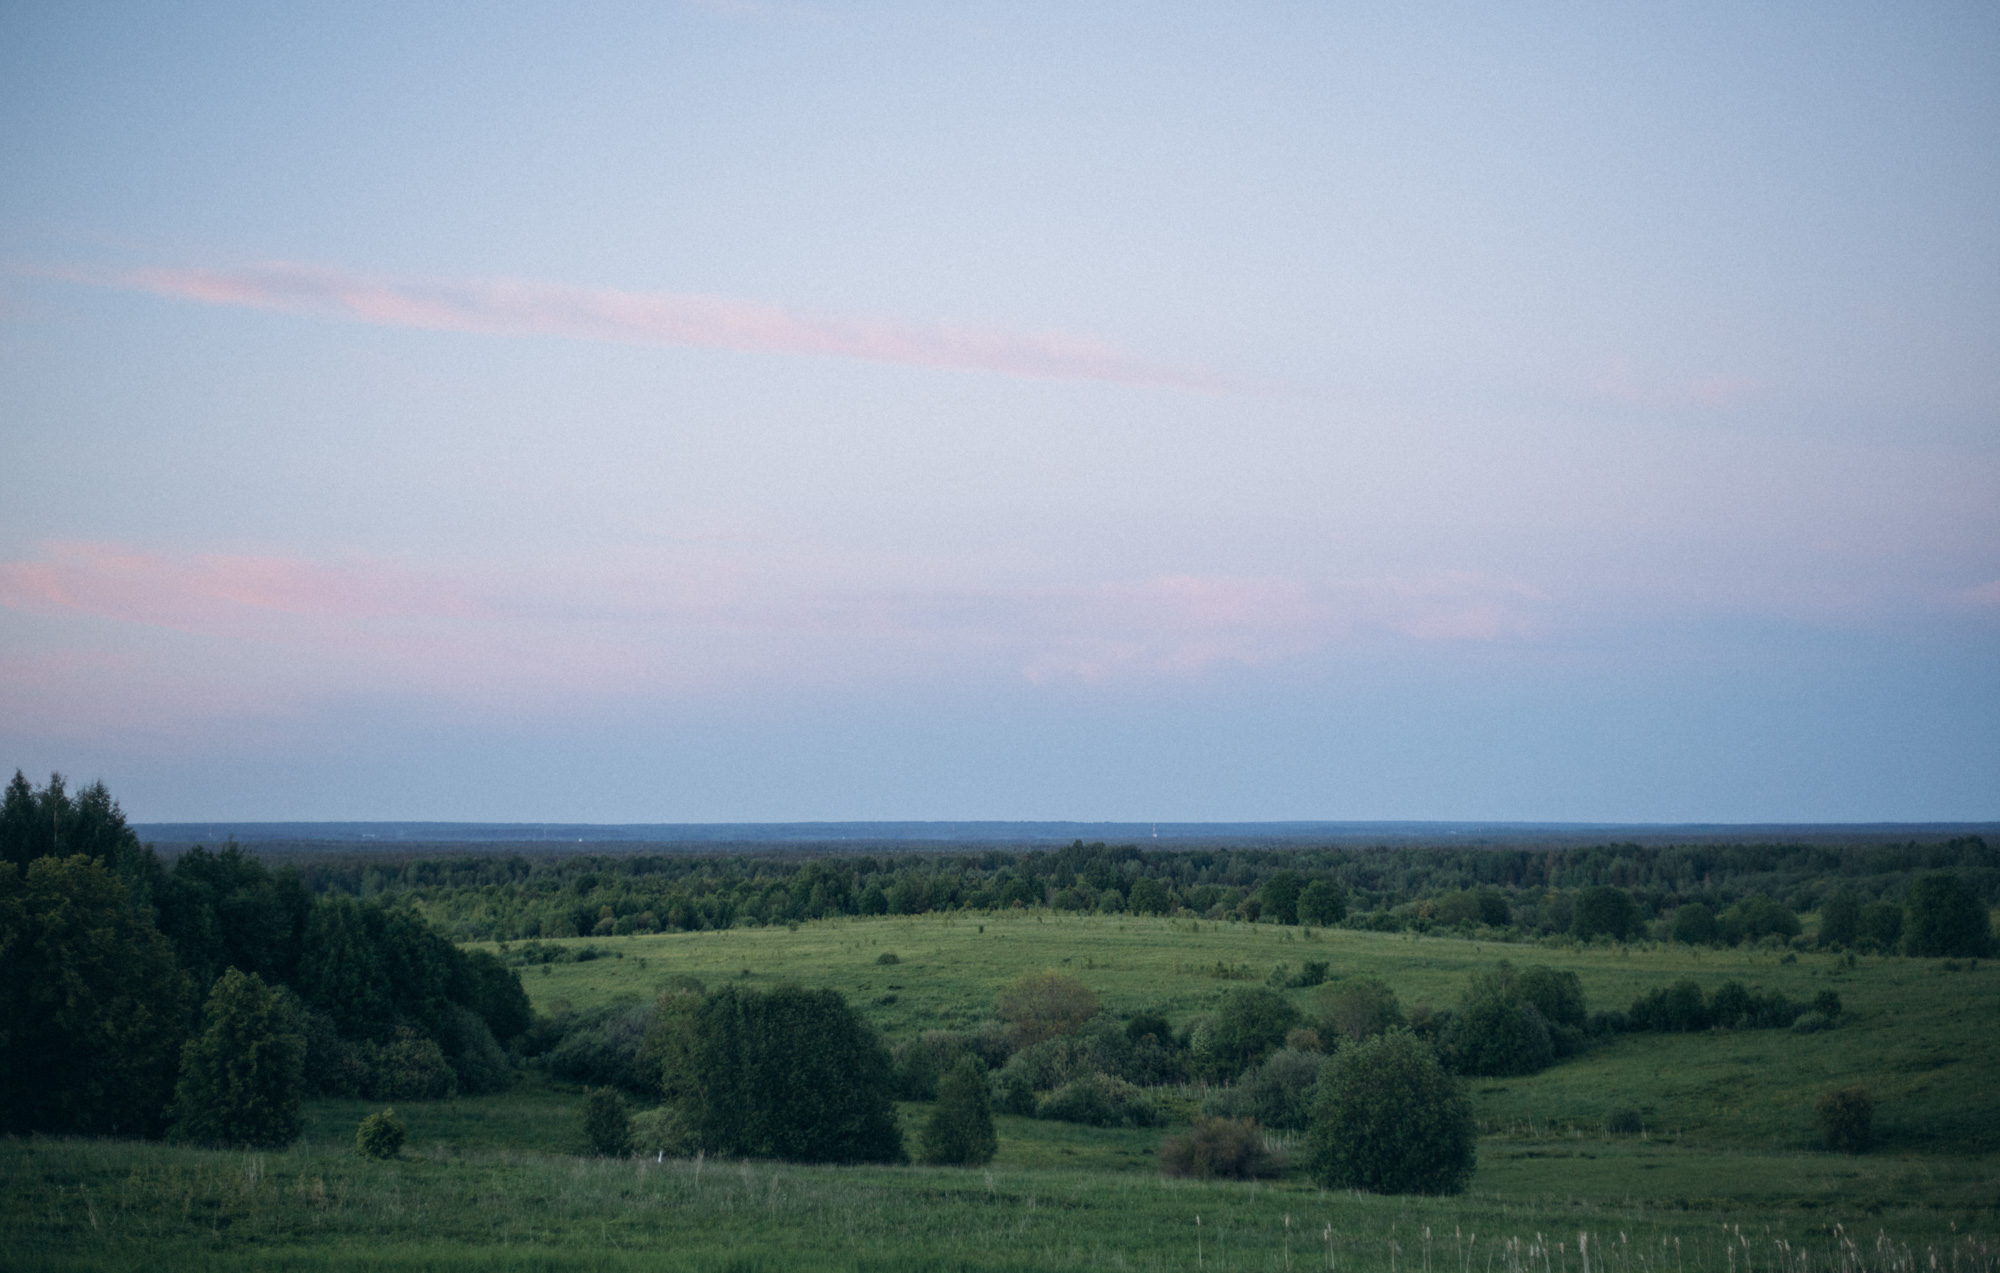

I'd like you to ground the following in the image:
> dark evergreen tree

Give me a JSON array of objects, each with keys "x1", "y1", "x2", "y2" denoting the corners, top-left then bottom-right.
[
  {"x1": 920, "y1": 1055, "x2": 998, "y2": 1165},
  {"x1": 1671, "y1": 902, "x2": 1719, "y2": 945},
  {"x1": 1297, "y1": 877, "x2": 1348, "y2": 925},
  {"x1": 1817, "y1": 887, "x2": 1862, "y2": 949},
  {"x1": 686, "y1": 984, "x2": 905, "y2": 1163},
  {"x1": 156, "y1": 843, "x2": 311, "y2": 996},
  {"x1": 168, "y1": 968, "x2": 307, "y2": 1149},
  {"x1": 0, "y1": 854, "x2": 192, "y2": 1137},
  {"x1": 583, "y1": 1087, "x2": 634, "y2": 1157},
  {"x1": 1303, "y1": 1030, "x2": 1475, "y2": 1195},
  {"x1": 1904, "y1": 872, "x2": 1994, "y2": 957},
  {"x1": 1261, "y1": 871, "x2": 1304, "y2": 925},
  {"x1": 1571, "y1": 886, "x2": 1639, "y2": 941}
]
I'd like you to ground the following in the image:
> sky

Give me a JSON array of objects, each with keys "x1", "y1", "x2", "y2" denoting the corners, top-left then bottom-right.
[{"x1": 1, "y1": 1, "x2": 1996, "y2": 823}]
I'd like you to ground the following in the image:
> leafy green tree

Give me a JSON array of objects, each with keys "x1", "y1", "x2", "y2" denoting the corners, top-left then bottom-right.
[
  {"x1": 355, "y1": 1108, "x2": 406, "y2": 1158},
  {"x1": 1261, "y1": 871, "x2": 1304, "y2": 925},
  {"x1": 1719, "y1": 895, "x2": 1801, "y2": 945},
  {"x1": 167, "y1": 968, "x2": 306, "y2": 1149},
  {"x1": 1303, "y1": 1030, "x2": 1475, "y2": 1195},
  {"x1": 1858, "y1": 900, "x2": 1904, "y2": 952},
  {"x1": 296, "y1": 894, "x2": 391, "y2": 1040},
  {"x1": 1571, "y1": 886, "x2": 1639, "y2": 941},
  {"x1": 1127, "y1": 877, "x2": 1169, "y2": 915},
  {"x1": 1297, "y1": 878, "x2": 1348, "y2": 926},
  {"x1": 920, "y1": 1056, "x2": 997, "y2": 1165},
  {"x1": 993, "y1": 972, "x2": 1100, "y2": 1047},
  {"x1": 1670, "y1": 902, "x2": 1718, "y2": 945},
  {"x1": 455, "y1": 947, "x2": 534, "y2": 1045},
  {"x1": 1817, "y1": 887, "x2": 1862, "y2": 949},
  {"x1": 0, "y1": 854, "x2": 192, "y2": 1137},
  {"x1": 583, "y1": 1087, "x2": 634, "y2": 1156},
  {"x1": 1904, "y1": 872, "x2": 1994, "y2": 957},
  {"x1": 1628, "y1": 979, "x2": 1709, "y2": 1032},
  {"x1": 1442, "y1": 992, "x2": 1552, "y2": 1076},
  {"x1": 1203, "y1": 987, "x2": 1300, "y2": 1077},
  {"x1": 1315, "y1": 976, "x2": 1403, "y2": 1043},
  {"x1": 685, "y1": 985, "x2": 905, "y2": 1163}
]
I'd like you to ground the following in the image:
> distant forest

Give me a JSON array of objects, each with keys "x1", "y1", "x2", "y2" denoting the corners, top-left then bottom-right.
[{"x1": 279, "y1": 833, "x2": 1996, "y2": 946}]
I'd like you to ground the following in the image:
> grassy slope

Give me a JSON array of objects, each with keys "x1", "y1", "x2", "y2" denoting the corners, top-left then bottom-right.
[
  {"x1": 6, "y1": 913, "x2": 1996, "y2": 1270},
  {"x1": 503, "y1": 911, "x2": 2000, "y2": 1153}
]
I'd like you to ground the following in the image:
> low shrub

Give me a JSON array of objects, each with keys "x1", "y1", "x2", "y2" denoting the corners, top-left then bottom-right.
[
  {"x1": 1815, "y1": 1087, "x2": 1873, "y2": 1153},
  {"x1": 1157, "y1": 1115, "x2": 1283, "y2": 1180},
  {"x1": 920, "y1": 1056, "x2": 997, "y2": 1166},
  {"x1": 1810, "y1": 990, "x2": 1843, "y2": 1019},
  {"x1": 1605, "y1": 1107, "x2": 1643, "y2": 1135},
  {"x1": 876, "y1": 951, "x2": 900, "y2": 965},
  {"x1": 1035, "y1": 1073, "x2": 1161, "y2": 1128},
  {"x1": 628, "y1": 1103, "x2": 700, "y2": 1157},
  {"x1": 355, "y1": 1108, "x2": 406, "y2": 1159},
  {"x1": 1790, "y1": 1011, "x2": 1833, "y2": 1034},
  {"x1": 1203, "y1": 1047, "x2": 1325, "y2": 1130}
]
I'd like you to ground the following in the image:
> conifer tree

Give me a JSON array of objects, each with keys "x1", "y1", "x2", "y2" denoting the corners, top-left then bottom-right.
[{"x1": 920, "y1": 1056, "x2": 997, "y2": 1166}]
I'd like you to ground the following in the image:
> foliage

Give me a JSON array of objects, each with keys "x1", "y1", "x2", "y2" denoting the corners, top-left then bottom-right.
[
  {"x1": 366, "y1": 1026, "x2": 458, "y2": 1100},
  {"x1": 0, "y1": 854, "x2": 193, "y2": 1137},
  {"x1": 1034, "y1": 1072, "x2": 1161, "y2": 1128},
  {"x1": 1904, "y1": 872, "x2": 1994, "y2": 957},
  {"x1": 920, "y1": 1056, "x2": 997, "y2": 1165},
  {"x1": 155, "y1": 843, "x2": 312, "y2": 999},
  {"x1": 1297, "y1": 877, "x2": 1348, "y2": 925},
  {"x1": 583, "y1": 1087, "x2": 633, "y2": 1157},
  {"x1": 1671, "y1": 902, "x2": 1719, "y2": 945},
  {"x1": 354, "y1": 1107, "x2": 406, "y2": 1158},
  {"x1": 628, "y1": 1102, "x2": 700, "y2": 1157},
  {"x1": 1198, "y1": 986, "x2": 1299, "y2": 1078},
  {"x1": 1718, "y1": 895, "x2": 1802, "y2": 946},
  {"x1": 167, "y1": 968, "x2": 306, "y2": 1149},
  {"x1": 1571, "y1": 886, "x2": 1640, "y2": 941},
  {"x1": 1858, "y1": 900, "x2": 1905, "y2": 952},
  {"x1": 1605, "y1": 1107, "x2": 1643, "y2": 1135},
  {"x1": 1815, "y1": 1087, "x2": 1874, "y2": 1153},
  {"x1": 682, "y1": 984, "x2": 905, "y2": 1163},
  {"x1": 1818, "y1": 887, "x2": 1863, "y2": 948},
  {"x1": 1627, "y1": 979, "x2": 1710, "y2": 1032},
  {"x1": 1442, "y1": 992, "x2": 1553, "y2": 1077},
  {"x1": 441, "y1": 1003, "x2": 513, "y2": 1095},
  {"x1": 992, "y1": 971, "x2": 1100, "y2": 1047},
  {"x1": 1316, "y1": 976, "x2": 1404, "y2": 1043},
  {"x1": 0, "y1": 771, "x2": 154, "y2": 884},
  {"x1": 1303, "y1": 1029, "x2": 1475, "y2": 1195},
  {"x1": 1204, "y1": 1046, "x2": 1324, "y2": 1130},
  {"x1": 1260, "y1": 870, "x2": 1303, "y2": 924},
  {"x1": 541, "y1": 1002, "x2": 658, "y2": 1093},
  {"x1": 1158, "y1": 1115, "x2": 1283, "y2": 1179}
]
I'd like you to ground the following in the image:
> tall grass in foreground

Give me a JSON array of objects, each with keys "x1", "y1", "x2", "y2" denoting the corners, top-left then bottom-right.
[{"x1": 3, "y1": 1135, "x2": 1991, "y2": 1273}]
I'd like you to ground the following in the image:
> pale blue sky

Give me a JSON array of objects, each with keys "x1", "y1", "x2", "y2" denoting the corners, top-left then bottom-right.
[{"x1": 2, "y1": 2, "x2": 1995, "y2": 821}]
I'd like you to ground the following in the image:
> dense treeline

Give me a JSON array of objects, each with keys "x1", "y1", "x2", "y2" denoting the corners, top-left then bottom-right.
[
  {"x1": 0, "y1": 773, "x2": 531, "y2": 1144},
  {"x1": 279, "y1": 833, "x2": 1997, "y2": 951}
]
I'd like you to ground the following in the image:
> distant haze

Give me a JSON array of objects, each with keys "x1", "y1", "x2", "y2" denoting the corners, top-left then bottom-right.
[{"x1": 3, "y1": 4, "x2": 1996, "y2": 822}]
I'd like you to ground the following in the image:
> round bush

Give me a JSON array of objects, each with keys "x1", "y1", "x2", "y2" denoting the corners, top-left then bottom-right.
[
  {"x1": 1302, "y1": 1030, "x2": 1475, "y2": 1195},
  {"x1": 1158, "y1": 1115, "x2": 1282, "y2": 1180},
  {"x1": 583, "y1": 1086, "x2": 633, "y2": 1157},
  {"x1": 355, "y1": 1108, "x2": 407, "y2": 1159},
  {"x1": 1605, "y1": 1107, "x2": 1643, "y2": 1136},
  {"x1": 1815, "y1": 1087, "x2": 1873, "y2": 1153},
  {"x1": 1442, "y1": 996, "x2": 1553, "y2": 1077},
  {"x1": 167, "y1": 968, "x2": 306, "y2": 1150}
]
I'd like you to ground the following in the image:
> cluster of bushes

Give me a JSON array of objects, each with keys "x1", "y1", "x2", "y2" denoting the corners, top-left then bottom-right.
[
  {"x1": 0, "y1": 774, "x2": 532, "y2": 1146},
  {"x1": 1602, "y1": 980, "x2": 1840, "y2": 1035}
]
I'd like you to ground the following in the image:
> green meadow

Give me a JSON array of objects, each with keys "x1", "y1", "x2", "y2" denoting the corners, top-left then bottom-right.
[{"x1": 6, "y1": 911, "x2": 1997, "y2": 1271}]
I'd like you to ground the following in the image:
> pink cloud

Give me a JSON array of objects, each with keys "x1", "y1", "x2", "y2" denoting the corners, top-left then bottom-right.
[
  {"x1": 0, "y1": 541, "x2": 473, "y2": 633},
  {"x1": 53, "y1": 261, "x2": 1226, "y2": 391},
  {"x1": 0, "y1": 542, "x2": 1548, "y2": 718},
  {"x1": 1954, "y1": 580, "x2": 2000, "y2": 609}
]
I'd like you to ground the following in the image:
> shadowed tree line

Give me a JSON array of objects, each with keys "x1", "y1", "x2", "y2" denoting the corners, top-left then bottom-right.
[{"x1": 0, "y1": 772, "x2": 531, "y2": 1147}]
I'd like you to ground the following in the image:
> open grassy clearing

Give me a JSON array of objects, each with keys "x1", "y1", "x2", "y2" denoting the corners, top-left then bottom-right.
[
  {"x1": 498, "y1": 910, "x2": 2000, "y2": 1153},
  {"x1": 7, "y1": 911, "x2": 1995, "y2": 1270}
]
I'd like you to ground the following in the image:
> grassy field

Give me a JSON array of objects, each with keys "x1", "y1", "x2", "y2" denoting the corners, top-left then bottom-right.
[{"x1": 5, "y1": 911, "x2": 1996, "y2": 1270}]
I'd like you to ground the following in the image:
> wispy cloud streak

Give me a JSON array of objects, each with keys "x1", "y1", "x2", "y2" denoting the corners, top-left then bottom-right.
[{"x1": 59, "y1": 261, "x2": 1224, "y2": 390}]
